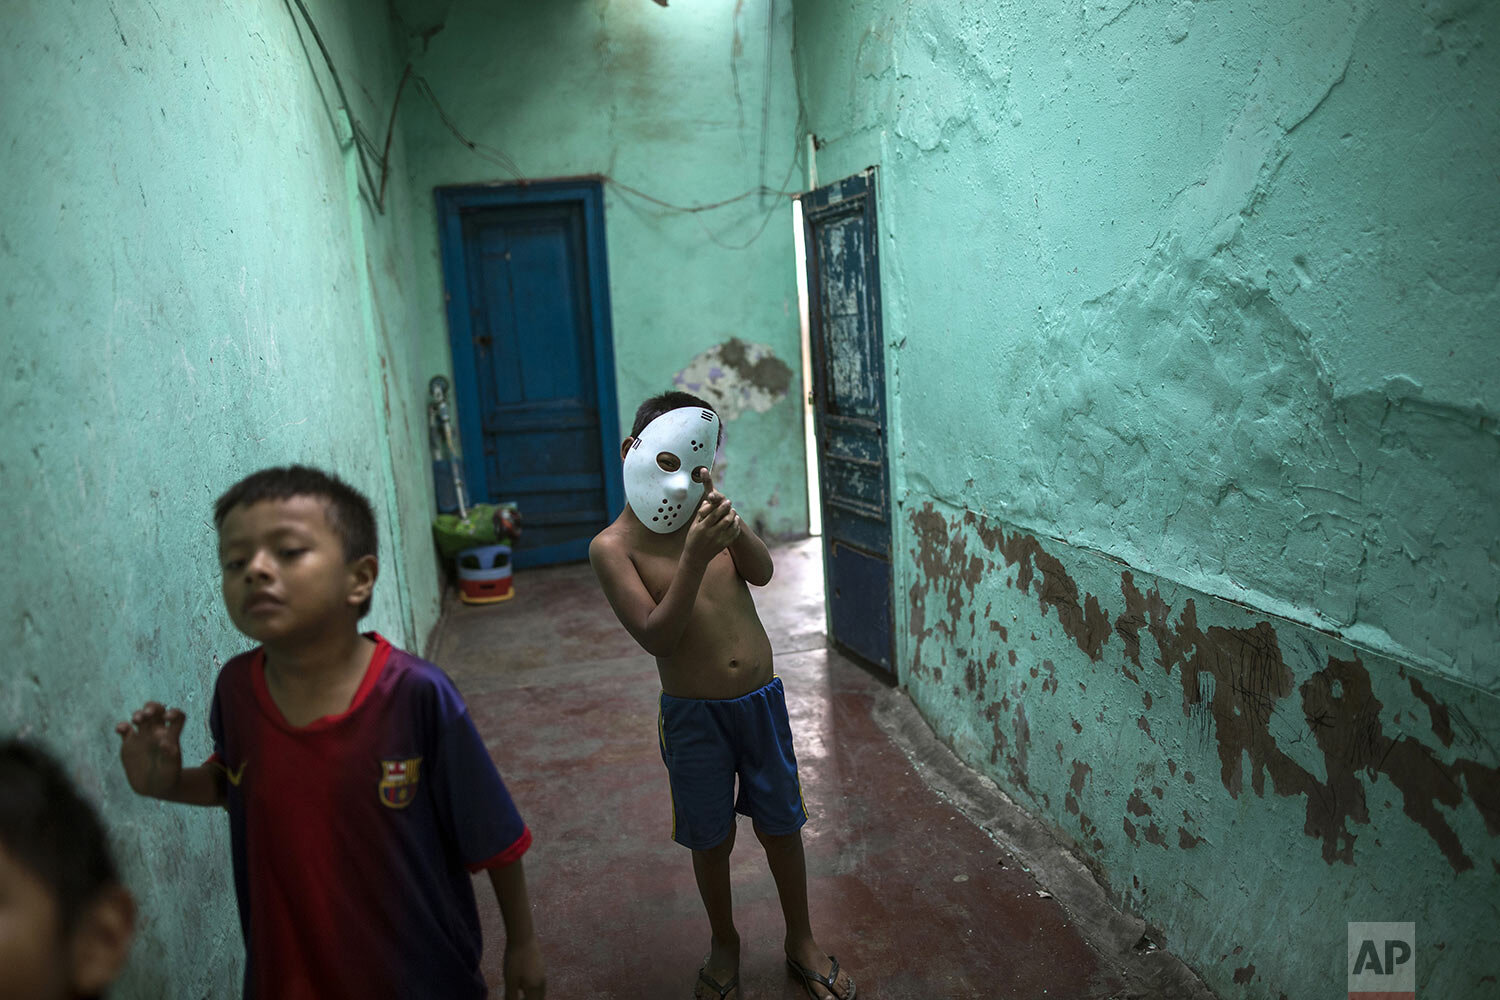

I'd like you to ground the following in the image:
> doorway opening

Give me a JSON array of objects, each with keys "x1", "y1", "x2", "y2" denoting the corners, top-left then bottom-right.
[{"x1": 792, "y1": 196, "x2": 822, "y2": 538}]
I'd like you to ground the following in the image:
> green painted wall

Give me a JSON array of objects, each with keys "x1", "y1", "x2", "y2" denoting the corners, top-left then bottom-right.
[
  {"x1": 1, "y1": 1, "x2": 438, "y2": 993},
  {"x1": 395, "y1": 0, "x2": 809, "y2": 536},
  {"x1": 793, "y1": 1, "x2": 1499, "y2": 996}
]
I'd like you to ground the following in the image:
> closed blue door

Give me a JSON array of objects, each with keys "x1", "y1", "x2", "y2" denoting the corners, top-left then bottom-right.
[
  {"x1": 437, "y1": 182, "x2": 622, "y2": 568},
  {"x1": 801, "y1": 170, "x2": 894, "y2": 676}
]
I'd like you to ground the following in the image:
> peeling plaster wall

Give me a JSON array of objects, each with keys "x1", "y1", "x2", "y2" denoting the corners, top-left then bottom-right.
[
  {"x1": 398, "y1": 0, "x2": 808, "y2": 535},
  {"x1": 1, "y1": 1, "x2": 438, "y2": 993},
  {"x1": 904, "y1": 506, "x2": 1499, "y2": 995},
  {"x1": 793, "y1": 1, "x2": 1500, "y2": 996}
]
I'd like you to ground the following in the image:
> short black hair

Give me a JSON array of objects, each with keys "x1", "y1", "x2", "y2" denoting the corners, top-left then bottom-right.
[
  {"x1": 0, "y1": 739, "x2": 121, "y2": 936},
  {"x1": 632, "y1": 391, "x2": 724, "y2": 448},
  {"x1": 213, "y1": 465, "x2": 378, "y2": 617}
]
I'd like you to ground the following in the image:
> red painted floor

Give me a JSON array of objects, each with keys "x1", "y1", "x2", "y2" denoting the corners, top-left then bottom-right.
[{"x1": 431, "y1": 539, "x2": 1133, "y2": 999}]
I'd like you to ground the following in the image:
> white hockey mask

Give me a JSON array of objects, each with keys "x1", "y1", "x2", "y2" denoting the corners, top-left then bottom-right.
[{"x1": 624, "y1": 406, "x2": 720, "y2": 533}]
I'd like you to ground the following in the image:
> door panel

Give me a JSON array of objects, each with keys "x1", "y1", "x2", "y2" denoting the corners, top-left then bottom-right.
[
  {"x1": 437, "y1": 182, "x2": 622, "y2": 569},
  {"x1": 826, "y1": 543, "x2": 893, "y2": 675},
  {"x1": 802, "y1": 169, "x2": 894, "y2": 676}
]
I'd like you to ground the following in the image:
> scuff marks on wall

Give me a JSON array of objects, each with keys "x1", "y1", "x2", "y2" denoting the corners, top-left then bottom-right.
[
  {"x1": 673, "y1": 336, "x2": 794, "y2": 420},
  {"x1": 906, "y1": 501, "x2": 1500, "y2": 875}
]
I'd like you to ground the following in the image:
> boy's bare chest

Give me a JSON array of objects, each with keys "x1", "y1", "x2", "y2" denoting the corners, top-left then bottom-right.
[{"x1": 633, "y1": 547, "x2": 737, "y2": 604}]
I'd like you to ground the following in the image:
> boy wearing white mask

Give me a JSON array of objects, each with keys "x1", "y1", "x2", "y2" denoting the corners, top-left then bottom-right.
[{"x1": 590, "y1": 392, "x2": 856, "y2": 1000}]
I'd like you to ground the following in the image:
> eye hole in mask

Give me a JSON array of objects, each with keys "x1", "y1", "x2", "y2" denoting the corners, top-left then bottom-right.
[{"x1": 656, "y1": 452, "x2": 681, "y2": 472}]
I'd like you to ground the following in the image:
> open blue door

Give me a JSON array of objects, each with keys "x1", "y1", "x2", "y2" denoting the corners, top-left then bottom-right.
[
  {"x1": 436, "y1": 181, "x2": 622, "y2": 568},
  {"x1": 801, "y1": 169, "x2": 894, "y2": 677}
]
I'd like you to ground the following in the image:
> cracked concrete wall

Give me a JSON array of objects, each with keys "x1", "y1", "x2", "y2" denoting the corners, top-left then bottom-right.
[
  {"x1": 398, "y1": 0, "x2": 808, "y2": 536},
  {"x1": 1, "y1": 1, "x2": 439, "y2": 993},
  {"x1": 793, "y1": 1, "x2": 1499, "y2": 996}
]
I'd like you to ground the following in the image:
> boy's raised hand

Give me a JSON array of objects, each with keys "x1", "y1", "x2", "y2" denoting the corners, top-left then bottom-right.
[
  {"x1": 683, "y1": 468, "x2": 742, "y2": 566},
  {"x1": 115, "y1": 702, "x2": 187, "y2": 799}
]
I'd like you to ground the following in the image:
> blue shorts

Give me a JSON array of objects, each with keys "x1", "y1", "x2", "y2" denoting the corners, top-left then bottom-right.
[{"x1": 658, "y1": 676, "x2": 809, "y2": 850}]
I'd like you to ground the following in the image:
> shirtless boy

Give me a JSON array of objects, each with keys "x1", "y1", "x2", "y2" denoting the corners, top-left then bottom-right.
[{"x1": 590, "y1": 392, "x2": 855, "y2": 1000}]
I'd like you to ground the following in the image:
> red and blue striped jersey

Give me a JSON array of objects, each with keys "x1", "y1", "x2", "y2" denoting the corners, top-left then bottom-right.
[{"x1": 208, "y1": 633, "x2": 530, "y2": 999}]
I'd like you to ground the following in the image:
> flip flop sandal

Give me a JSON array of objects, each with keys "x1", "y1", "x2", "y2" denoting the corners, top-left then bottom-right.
[
  {"x1": 787, "y1": 955, "x2": 856, "y2": 1000},
  {"x1": 694, "y1": 964, "x2": 740, "y2": 999}
]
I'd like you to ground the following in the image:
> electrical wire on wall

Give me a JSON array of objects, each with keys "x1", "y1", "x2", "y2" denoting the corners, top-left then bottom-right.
[
  {"x1": 286, "y1": 0, "x2": 806, "y2": 247},
  {"x1": 286, "y1": 0, "x2": 386, "y2": 213},
  {"x1": 411, "y1": 72, "x2": 807, "y2": 250}
]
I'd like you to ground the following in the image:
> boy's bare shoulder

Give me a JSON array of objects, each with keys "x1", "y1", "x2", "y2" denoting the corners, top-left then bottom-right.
[{"x1": 589, "y1": 516, "x2": 633, "y2": 564}]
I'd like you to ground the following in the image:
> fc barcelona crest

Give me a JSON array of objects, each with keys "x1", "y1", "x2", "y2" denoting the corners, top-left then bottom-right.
[{"x1": 378, "y1": 757, "x2": 423, "y2": 809}]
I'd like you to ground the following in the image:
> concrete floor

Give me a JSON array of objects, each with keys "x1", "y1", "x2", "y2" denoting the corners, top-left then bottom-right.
[{"x1": 430, "y1": 538, "x2": 1213, "y2": 1000}]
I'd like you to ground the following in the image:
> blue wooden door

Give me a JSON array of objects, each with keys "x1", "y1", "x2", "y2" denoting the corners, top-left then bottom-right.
[
  {"x1": 437, "y1": 182, "x2": 622, "y2": 568},
  {"x1": 801, "y1": 170, "x2": 894, "y2": 676}
]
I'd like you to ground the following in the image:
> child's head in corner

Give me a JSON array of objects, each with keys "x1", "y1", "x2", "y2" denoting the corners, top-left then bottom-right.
[
  {"x1": 213, "y1": 465, "x2": 380, "y2": 644},
  {"x1": 0, "y1": 739, "x2": 136, "y2": 1000}
]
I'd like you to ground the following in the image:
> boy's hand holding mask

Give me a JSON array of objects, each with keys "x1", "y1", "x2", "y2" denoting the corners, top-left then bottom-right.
[{"x1": 684, "y1": 468, "x2": 741, "y2": 565}]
